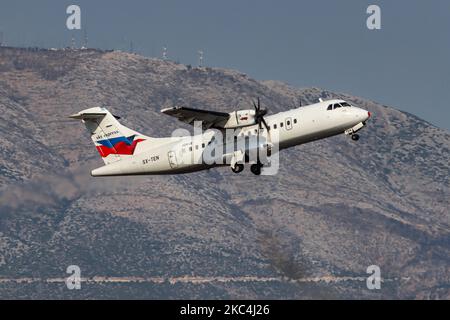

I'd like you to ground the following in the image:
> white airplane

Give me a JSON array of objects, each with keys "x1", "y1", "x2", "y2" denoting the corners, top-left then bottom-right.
[{"x1": 70, "y1": 98, "x2": 371, "y2": 176}]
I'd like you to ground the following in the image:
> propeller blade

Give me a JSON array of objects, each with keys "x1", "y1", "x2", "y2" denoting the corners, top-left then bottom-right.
[{"x1": 261, "y1": 117, "x2": 269, "y2": 131}]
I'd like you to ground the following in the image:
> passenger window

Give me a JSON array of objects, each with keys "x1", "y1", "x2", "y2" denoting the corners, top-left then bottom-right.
[
  {"x1": 327, "y1": 104, "x2": 332, "y2": 110},
  {"x1": 280, "y1": 122, "x2": 284, "y2": 127},
  {"x1": 202, "y1": 143, "x2": 205, "y2": 148},
  {"x1": 273, "y1": 124, "x2": 277, "y2": 129},
  {"x1": 195, "y1": 145, "x2": 199, "y2": 150},
  {"x1": 189, "y1": 147, "x2": 192, "y2": 152},
  {"x1": 294, "y1": 119, "x2": 297, "y2": 124},
  {"x1": 286, "y1": 120, "x2": 290, "y2": 126}
]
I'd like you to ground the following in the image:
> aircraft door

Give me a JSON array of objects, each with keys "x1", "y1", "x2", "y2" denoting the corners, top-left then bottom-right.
[{"x1": 168, "y1": 151, "x2": 178, "y2": 168}]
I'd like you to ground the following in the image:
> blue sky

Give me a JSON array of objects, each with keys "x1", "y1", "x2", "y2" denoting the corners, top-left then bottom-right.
[{"x1": 0, "y1": 0, "x2": 449, "y2": 129}]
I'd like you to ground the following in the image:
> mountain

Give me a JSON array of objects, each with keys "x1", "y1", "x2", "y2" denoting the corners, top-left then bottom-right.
[{"x1": 0, "y1": 47, "x2": 448, "y2": 299}]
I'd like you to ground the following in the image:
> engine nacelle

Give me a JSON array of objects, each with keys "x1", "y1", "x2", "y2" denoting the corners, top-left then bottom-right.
[{"x1": 223, "y1": 109, "x2": 256, "y2": 129}]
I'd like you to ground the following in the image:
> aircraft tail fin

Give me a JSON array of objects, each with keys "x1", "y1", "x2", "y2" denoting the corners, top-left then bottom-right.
[{"x1": 69, "y1": 107, "x2": 149, "y2": 164}]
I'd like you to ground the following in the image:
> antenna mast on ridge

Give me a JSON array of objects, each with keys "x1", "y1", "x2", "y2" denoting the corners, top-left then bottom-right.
[
  {"x1": 83, "y1": 30, "x2": 88, "y2": 49},
  {"x1": 198, "y1": 50, "x2": 204, "y2": 67}
]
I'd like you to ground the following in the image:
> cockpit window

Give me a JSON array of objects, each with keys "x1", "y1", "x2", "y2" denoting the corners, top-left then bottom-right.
[
  {"x1": 327, "y1": 104, "x2": 332, "y2": 110},
  {"x1": 341, "y1": 102, "x2": 351, "y2": 107},
  {"x1": 333, "y1": 103, "x2": 342, "y2": 109}
]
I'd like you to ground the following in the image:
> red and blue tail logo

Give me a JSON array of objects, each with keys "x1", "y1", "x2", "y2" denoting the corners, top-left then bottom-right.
[{"x1": 96, "y1": 135, "x2": 145, "y2": 157}]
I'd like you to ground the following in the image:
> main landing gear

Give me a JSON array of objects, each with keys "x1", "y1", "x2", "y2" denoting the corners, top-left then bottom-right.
[
  {"x1": 351, "y1": 134, "x2": 360, "y2": 141},
  {"x1": 230, "y1": 162, "x2": 263, "y2": 175},
  {"x1": 250, "y1": 162, "x2": 263, "y2": 176},
  {"x1": 231, "y1": 163, "x2": 244, "y2": 173}
]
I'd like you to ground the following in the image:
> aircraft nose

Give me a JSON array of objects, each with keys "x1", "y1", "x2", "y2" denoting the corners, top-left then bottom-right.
[{"x1": 355, "y1": 108, "x2": 370, "y2": 121}]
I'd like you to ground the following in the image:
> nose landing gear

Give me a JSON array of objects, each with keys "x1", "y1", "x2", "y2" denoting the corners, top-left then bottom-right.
[{"x1": 345, "y1": 122, "x2": 365, "y2": 142}]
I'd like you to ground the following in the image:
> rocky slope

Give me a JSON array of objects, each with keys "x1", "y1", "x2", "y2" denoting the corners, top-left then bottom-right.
[{"x1": 0, "y1": 47, "x2": 448, "y2": 299}]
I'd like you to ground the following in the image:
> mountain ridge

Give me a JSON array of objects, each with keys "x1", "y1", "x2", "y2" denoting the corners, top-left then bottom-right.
[{"x1": 0, "y1": 47, "x2": 448, "y2": 299}]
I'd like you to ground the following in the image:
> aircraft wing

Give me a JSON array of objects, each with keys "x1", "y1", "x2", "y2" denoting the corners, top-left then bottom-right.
[{"x1": 161, "y1": 106, "x2": 230, "y2": 129}]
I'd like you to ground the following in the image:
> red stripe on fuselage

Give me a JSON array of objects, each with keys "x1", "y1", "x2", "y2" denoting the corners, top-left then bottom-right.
[{"x1": 96, "y1": 139, "x2": 145, "y2": 157}]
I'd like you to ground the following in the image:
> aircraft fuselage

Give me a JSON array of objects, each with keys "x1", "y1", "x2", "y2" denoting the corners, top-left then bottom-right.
[{"x1": 89, "y1": 99, "x2": 370, "y2": 176}]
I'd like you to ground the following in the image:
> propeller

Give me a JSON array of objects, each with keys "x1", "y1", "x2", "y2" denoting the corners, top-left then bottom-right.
[
  {"x1": 252, "y1": 98, "x2": 272, "y2": 162},
  {"x1": 252, "y1": 97, "x2": 270, "y2": 132}
]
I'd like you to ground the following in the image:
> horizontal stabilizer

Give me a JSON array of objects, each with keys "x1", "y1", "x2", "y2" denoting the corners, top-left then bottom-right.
[{"x1": 69, "y1": 111, "x2": 107, "y2": 120}]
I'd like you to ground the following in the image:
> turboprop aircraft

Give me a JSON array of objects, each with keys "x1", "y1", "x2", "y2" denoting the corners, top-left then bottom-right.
[{"x1": 69, "y1": 98, "x2": 371, "y2": 176}]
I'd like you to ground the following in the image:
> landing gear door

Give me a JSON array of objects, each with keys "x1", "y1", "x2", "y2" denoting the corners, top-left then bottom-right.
[{"x1": 168, "y1": 151, "x2": 178, "y2": 168}]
